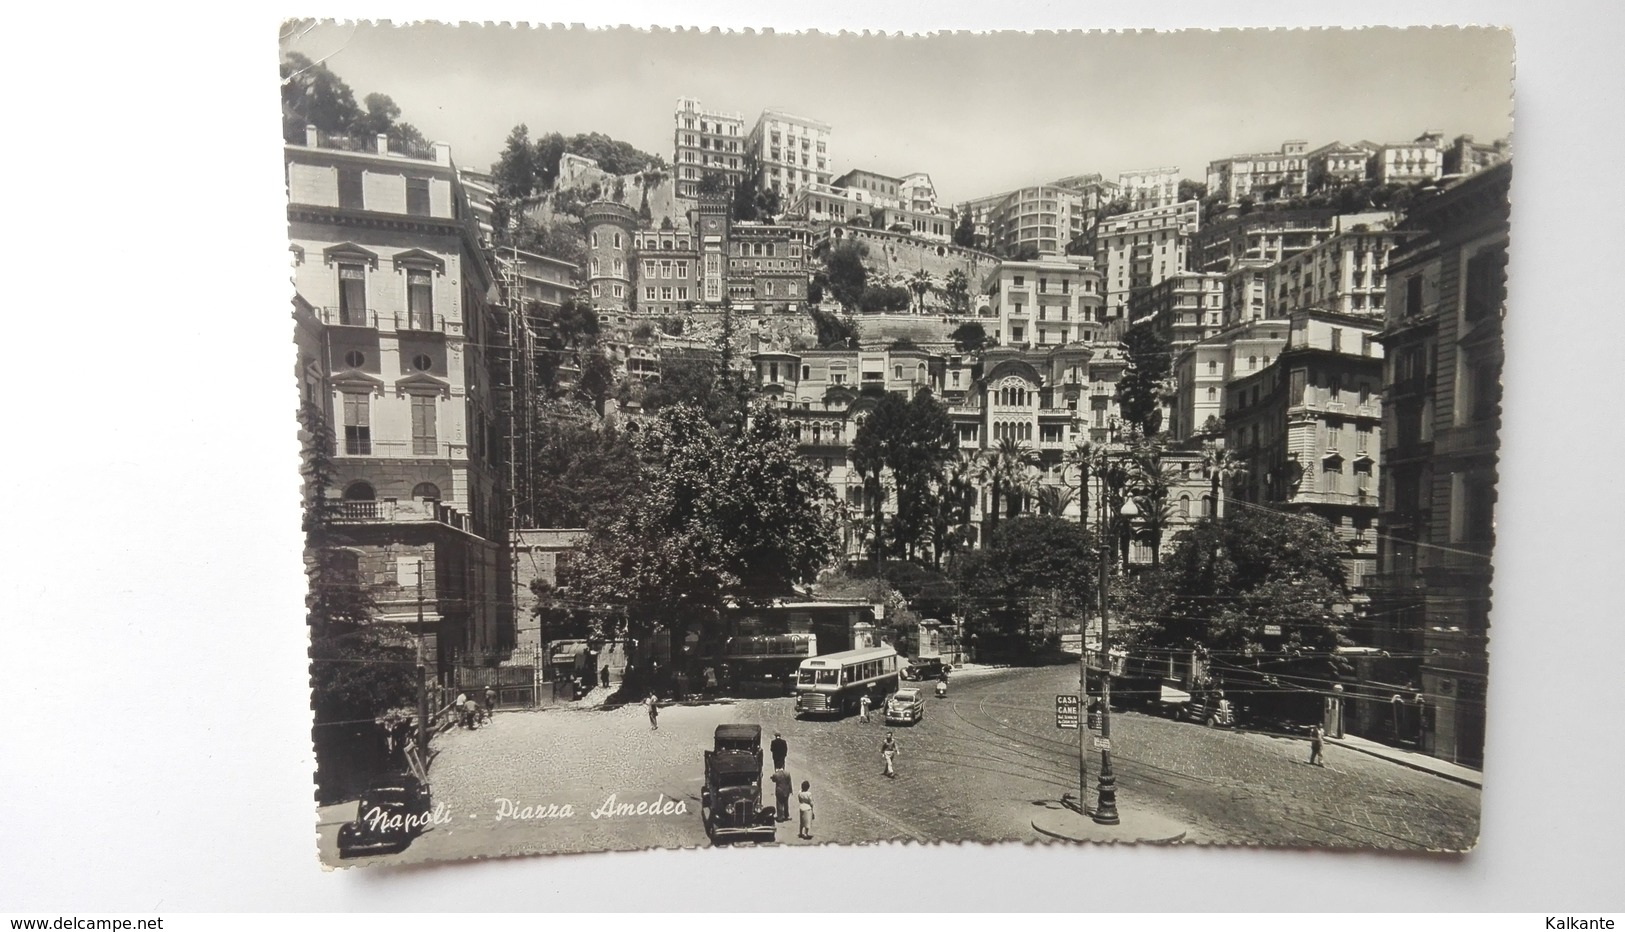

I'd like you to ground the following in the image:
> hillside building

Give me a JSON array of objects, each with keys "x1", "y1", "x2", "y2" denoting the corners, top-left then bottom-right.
[
  {"x1": 1206, "y1": 140, "x2": 1310, "y2": 203},
  {"x1": 983, "y1": 254, "x2": 1106, "y2": 348},
  {"x1": 673, "y1": 97, "x2": 748, "y2": 199},
  {"x1": 747, "y1": 108, "x2": 834, "y2": 200},
  {"x1": 1094, "y1": 200, "x2": 1201, "y2": 320}
]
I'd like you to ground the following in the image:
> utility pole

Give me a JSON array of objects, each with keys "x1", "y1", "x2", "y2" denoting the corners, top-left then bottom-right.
[{"x1": 1094, "y1": 452, "x2": 1121, "y2": 826}]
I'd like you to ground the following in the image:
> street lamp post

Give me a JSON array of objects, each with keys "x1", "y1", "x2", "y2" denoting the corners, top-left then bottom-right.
[
  {"x1": 1094, "y1": 455, "x2": 1137, "y2": 826},
  {"x1": 1061, "y1": 455, "x2": 1089, "y2": 810}
]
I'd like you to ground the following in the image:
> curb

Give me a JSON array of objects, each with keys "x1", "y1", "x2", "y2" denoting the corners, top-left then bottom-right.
[{"x1": 1325, "y1": 738, "x2": 1482, "y2": 789}]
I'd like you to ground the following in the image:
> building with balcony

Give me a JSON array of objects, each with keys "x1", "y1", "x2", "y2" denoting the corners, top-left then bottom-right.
[
  {"x1": 984, "y1": 254, "x2": 1106, "y2": 348},
  {"x1": 634, "y1": 225, "x2": 701, "y2": 318},
  {"x1": 1116, "y1": 167, "x2": 1181, "y2": 212},
  {"x1": 1222, "y1": 259, "x2": 1274, "y2": 327},
  {"x1": 749, "y1": 342, "x2": 1139, "y2": 555},
  {"x1": 1267, "y1": 228, "x2": 1404, "y2": 319},
  {"x1": 788, "y1": 184, "x2": 875, "y2": 227},
  {"x1": 1127, "y1": 272, "x2": 1227, "y2": 351},
  {"x1": 1306, "y1": 142, "x2": 1374, "y2": 192},
  {"x1": 1190, "y1": 208, "x2": 1339, "y2": 276},
  {"x1": 1206, "y1": 140, "x2": 1310, "y2": 203},
  {"x1": 287, "y1": 128, "x2": 513, "y2": 673},
  {"x1": 747, "y1": 108, "x2": 833, "y2": 200},
  {"x1": 1372, "y1": 133, "x2": 1444, "y2": 185},
  {"x1": 1223, "y1": 308, "x2": 1385, "y2": 595},
  {"x1": 727, "y1": 222, "x2": 812, "y2": 310},
  {"x1": 1168, "y1": 318, "x2": 1290, "y2": 444},
  {"x1": 988, "y1": 184, "x2": 1103, "y2": 258},
  {"x1": 1368, "y1": 162, "x2": 1509, "y2": 769},
  {"x1": 832, "y1": 168, "x2": 904, "y2": 209},
  {"x1": 674, "y1": 97, "x2": 748, "y2": 199},
  {"x1": 1094, "y1": 200, "x2": 1200, "y2": 320},
  {"x1": 899, "y1": 172, "x2": 939, "y2": 215}
]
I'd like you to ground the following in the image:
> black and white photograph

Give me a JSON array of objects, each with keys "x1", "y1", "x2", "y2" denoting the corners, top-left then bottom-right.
[{"x1": 283, "y1": 23, "x2": 1513, "y2": 867}]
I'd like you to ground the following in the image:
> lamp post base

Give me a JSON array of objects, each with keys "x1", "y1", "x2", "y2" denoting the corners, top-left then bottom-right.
[{"x1": 1092, "y1": 774, "x2": 1120, "y2": 826}]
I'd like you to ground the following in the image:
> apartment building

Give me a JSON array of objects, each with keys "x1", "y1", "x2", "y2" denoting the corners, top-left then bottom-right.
[
  {"x1": 1094, "y1": 200, "x2": 1201, "y2": 320},
  {"x1": 287, "y1": 127, "x2": 512, "y2": 669},
  {"x1": 1126, "y1": 272, "x2": 1227, "y2": 350},
  {"x1": 1268, "y1": 229, "x2": 1404, "y2": 318},
  {"x1": 1206, "y1": 140, "x2": 1310, "y2": 203},
  {"x1": 673, "y1": 97, "x2": 748, "y2": 199},
  {"x1": 1224, "y1": 308, "x2": 1385, "y2": 593},
  {"x1": 832, "y1": 168, "x2": 904, "y2": 208},
  {"x1": 1167, "y1": 318, "x2": 1290, "y2": 443},
  {"x1": 747, "y1": 108, "x2": 833, "y2": 200},
  {"x1": 983, "y1": 253, "x2": 1106, "y2": 348},
  {"x1": 1306, "y1": 142, "x2": 1374, "y2": 192},
  {"x1": 1372, "y1": 133, "x2": 1444, "y2": 185},
  {"x1": 1368, "y1": 162, "x2": 1509, "y2": 768},
  {"x1": 1442, "y1": 134, "x2": 1511, "y2": 178},
  {"x1": 1116, "y1": 167, "x2": 1181, "y2": 211}
]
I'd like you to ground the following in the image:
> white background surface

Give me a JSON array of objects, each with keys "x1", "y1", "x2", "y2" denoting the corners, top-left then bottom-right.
[{"x1": 3, "y1": 0, "x2": 1621, "y2": 913}]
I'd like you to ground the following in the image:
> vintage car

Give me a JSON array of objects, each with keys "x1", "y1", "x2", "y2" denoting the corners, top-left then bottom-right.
[
  {"x1": 701, "y1": 724, "x2": 775, "y2": 843},
  {"x1": 336, "y1": 771, "x2": 433, "y2": 858},
  {"x1": 900, "y1": 658, "x2": 952, "y2": 682},
  {"x1": 884, "y1": 687, "x2": 926, "y2": 725}
]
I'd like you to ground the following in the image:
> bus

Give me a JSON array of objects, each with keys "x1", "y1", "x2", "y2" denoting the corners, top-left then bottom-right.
[{"x1": 794, "y1": 646, "x2": 900, "y2": 718}]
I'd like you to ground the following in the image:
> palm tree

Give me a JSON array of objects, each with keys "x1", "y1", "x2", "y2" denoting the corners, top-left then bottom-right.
[
  {"x1": 929, "y1": 451, "x2": 980, "y2": 566},
  {"x1": 906, "y1": 268, "x2": 936, "y2": 315},
  {"x1": 1202, "y1": 444, "x2": 1248, "y2": 520},
  {"x1": 974, "y1": 437, "x2": 1040, "y2": 544},
  {"x1": 1036, "y1": 484, "x2": 1075, "y2": 517},
  {"x1": 943, "y1": 268, "x2": 970, "y2": 314},
  {"x1": 1062, "y1": 439, "x2": 1095, "y2": 528},
  {"x1": 1127, "y1": 437, "x2": 1181, "y2": 568}
]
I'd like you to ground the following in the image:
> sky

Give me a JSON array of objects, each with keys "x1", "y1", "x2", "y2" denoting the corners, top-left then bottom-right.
[{"x1": 281, "y1": 23, "x2": 1514, "y2": 206}]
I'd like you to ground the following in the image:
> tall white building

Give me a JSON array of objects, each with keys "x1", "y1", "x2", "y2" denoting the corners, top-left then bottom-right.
[
  {"x1": 674, "y1": 97, "x2": 748, "y2": 199},
  {"x1": 747, "y1": 108, "x2": 833, "y2": 201}
]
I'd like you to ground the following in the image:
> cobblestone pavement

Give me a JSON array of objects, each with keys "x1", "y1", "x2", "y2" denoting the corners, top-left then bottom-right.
[{"x1": 324, "y1": 664, "x2": 1480, "y2": 865}]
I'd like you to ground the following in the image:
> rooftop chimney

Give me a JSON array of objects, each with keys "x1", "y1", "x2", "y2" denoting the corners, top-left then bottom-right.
[
  {"x1": 376, "y1": 133, "x2": 389, "y2": 155},
  {"x1": 305, "y1": 124, "x2": 319, "y2": 147},
  {"x1": 433, "y1": 142, "x2": 452, "y2": 165}
]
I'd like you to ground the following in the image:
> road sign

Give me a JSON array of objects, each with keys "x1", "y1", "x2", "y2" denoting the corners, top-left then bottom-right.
[
  {"x1": 1263, "y1": 624, "x2": 1282, "y2": 636},
  {"x1": 1055, "y1": 694, "x2": 1080, "y2": 729},
  {"x1": 1092, "y1": 736, "x2": 1112, "y2": 752}
]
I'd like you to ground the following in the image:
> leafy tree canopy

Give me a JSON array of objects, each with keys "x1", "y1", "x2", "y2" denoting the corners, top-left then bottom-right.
[
  {"x1": 955, "y1": 516, "x2": 1096, "y2": 642},
  {"x1": 281, "y1": 54, "x2": 431, "y2": 157},
  {"x1": 1126, "y1": 507, "x2": 1350, "y2": 656},
  {"x1": 1116, "y1": 321, "x2": 1173, "y2": 435},
  {"x1": 823, "y1": 242, "x2": 869, "y2": 311},
  {"x1": 950, "y1": 320, "x2": 989, "y2": 354},
  {"x1": 810, "y1": 306, "x2": 859, "y2": 349}
]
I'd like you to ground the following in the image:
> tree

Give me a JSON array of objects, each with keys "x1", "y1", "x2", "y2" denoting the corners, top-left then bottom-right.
[
  {"x1": 1062, "y1": 438, "x2": 1094, "y2": 533},
  {"x1": 929, "y1": 451, "x2": 980, "y2": 567},
  {"x1": 823, "y1": 242, "x2": 869, "y2": 311},
  {"x1": 955, "y1": 516, "x2": 1096, "y2": 655},
  {"x1": 952, "y1": 206, "x2": 977, "y2": 248},
  {"x1": 943, "y1": 268, "x2": 970, "y2": 314},
  {"x1": 1178, "y1": 179, "x2": 1208, "y2": 203},
  {"x1": 949, "y1": 320, "x2": 989, "y2": 354},
  {"x1": 1116, "y1": 321, "x2": 1173, "y2": 435},
  {"x1": 280, "y1": 52, "x2": 362, "y2": 144},
  {"x1": 1125, "y1": 435, "x2": 1181, "y2": 568},
  {"x1": 906, "y1": 269, "x2": 936, "y2": 314},
  {"x1": 526, "y1": 400, "x2": 641, "y2": 527},
  {"x1": 851, "y1": 393, "x2": 909, "y2": 565},
  {"x1": 810, "y1": 306, "x2": 858, "y2": 349},
  {"x1": 492, "y1": 124, "x2": 539, "y2": 199},
  {"x1": 974, "y1": 437, "x2": 1040, "y2": 543},
  {"x1": 576, "y1": 351, "x2": 617, "y2": 413},
  {"x1": 1127, "y1": 508, "x2": 1349, "y2": 659},
  {"x1": 858, "y1": 284, "x2": 911, "y2": 314},
  {"x1": 564, "y1": 132, "x2": 656, "y2": 175},
  {"x1": 1036, "y1": 485, "x2": 1075, "y2": 517},
  {"x1": 562, "y1": 405, "x2": 840, "y2": 679}
]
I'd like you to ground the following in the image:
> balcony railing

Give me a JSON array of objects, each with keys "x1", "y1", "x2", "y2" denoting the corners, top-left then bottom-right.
[
  {"x1": 326, "y1": 498, "x2": 475, "y2": 533},
  {"x1": 319, "y1": 306, "x2": 377, "y2": 328},
  {"x1": 336, "y1": 440, "x2": 464, "y2": 459},
  {"x1": 394, "y1": 311, "x2": 449, "y2": 333}
]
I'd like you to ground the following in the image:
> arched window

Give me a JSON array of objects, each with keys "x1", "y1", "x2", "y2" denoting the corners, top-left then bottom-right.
[
  {"x1": 1179, "y1": 495, "x2": 1191, "y2": 518},
  {"x1": 412, "y1": 482, "x2": 441, "y2": 502},
  {"x1": 343, "y1": 481, "x2": 376, "y2": 501}
]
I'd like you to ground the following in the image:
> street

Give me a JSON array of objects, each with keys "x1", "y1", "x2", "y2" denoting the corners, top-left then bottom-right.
[{"x1": 319, "y1": 664, "x2": 1480, "y2": 866}]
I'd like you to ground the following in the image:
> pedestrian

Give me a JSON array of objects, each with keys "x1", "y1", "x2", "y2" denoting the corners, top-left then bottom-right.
[
  {"x1": 646, "y1": 692, "x2": 660, "y2": 730},
  {"x1": 602, "y1": 665, "x2": 612, "y2": 689},
  {"x1": 881, "y1": 733, "x2": 899, "y2": 778},
  {"x1": 771, "y1": 767, "x2": 793, "y2": 823},
  {"x1": 483, "y1": 686, "x2": 497, "y2": 723},
  {"x1": 770, "y1": 731, "x2": 788, "y2": 770},
  {"x1": 858, "y1": 694, "x2": 872, "y2": 723},
  {"x1": 454, "y1": 692, "x2": 470, "y2": 728},
  {"x1": 1309, "y1": 723, "x2": 1325, "y2": 767},
  {"x1": 935, "y1": 679, "x2": 947, "y2": 699},
  {"x1": 464, "y1": 695, "x2": 481, "y2": 730},
  {"x1": 797, "y1": 780, "x2": 815, "y2": 839}
]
